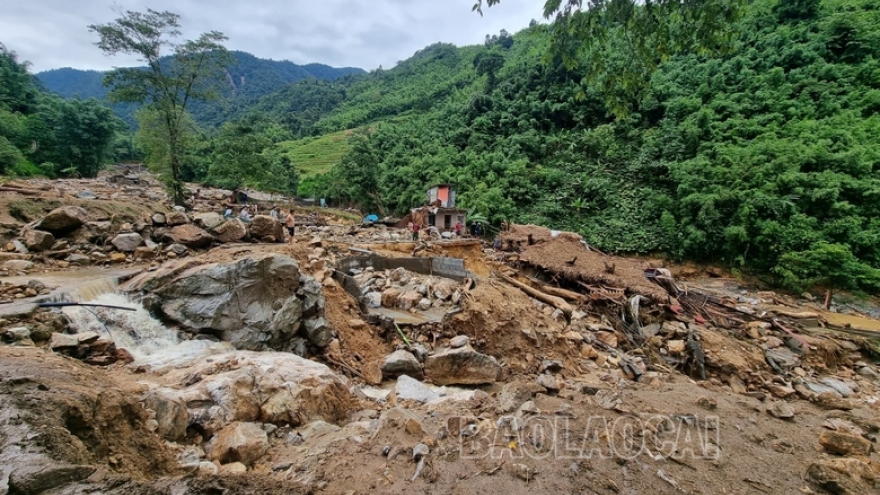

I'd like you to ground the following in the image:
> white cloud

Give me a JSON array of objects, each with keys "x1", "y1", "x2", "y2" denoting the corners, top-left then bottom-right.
[{"x1": 0, "y1": 0, "x2": 542, "y2": 72}]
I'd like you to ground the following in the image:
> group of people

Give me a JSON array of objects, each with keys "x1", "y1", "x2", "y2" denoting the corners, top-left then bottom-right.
[
  {"x1": 222, "y1": 205, "x2": 298, "y2": 244},
  {"x1": 407, "y1": 221, "x2": 485, "y2": 241}
]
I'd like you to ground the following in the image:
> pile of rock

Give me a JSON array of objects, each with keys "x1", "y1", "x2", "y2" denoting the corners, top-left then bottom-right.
[
  {"x1": 9, "y1": 205, "x2": 290, "y2": 269},
  {"x1": 355, "y1": 267, "x2": 464, "y2": 312},
  {"x1": 48, "y1": 330, "x2": 133, "y2": 365},
  {"x1": 381, "y1": 335, "x2": 503, "y2": 388},
  {"x1": 0, "y1": 280, "x2": 52, "y2": 303}
]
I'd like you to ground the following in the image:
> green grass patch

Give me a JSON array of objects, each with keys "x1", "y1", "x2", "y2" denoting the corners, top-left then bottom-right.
[{"x1": 276, "y1": 130, "x2": 351, "y2": 177}]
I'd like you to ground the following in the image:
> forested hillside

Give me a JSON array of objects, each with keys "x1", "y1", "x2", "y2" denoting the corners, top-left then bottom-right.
[
  {"x1": 251, "y1": 0, "x2": 880, "y2": 289},
  {"x1": 37, "y1": 51, "x2": 364, "y2": 127},
  {"x1": 0, "y1": 44, "x2": 124, "y2": 177}
]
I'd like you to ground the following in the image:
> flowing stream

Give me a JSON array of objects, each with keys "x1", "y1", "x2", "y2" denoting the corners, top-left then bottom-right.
[{"x1": 60, "y1": 279, "x2": 232, "y2": 370}]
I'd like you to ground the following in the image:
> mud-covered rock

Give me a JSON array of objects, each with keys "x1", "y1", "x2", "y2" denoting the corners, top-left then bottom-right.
[
  {"x1": 248, "y1": 215, "x2": 283, "y2": 242},
  {"x1": 162, "y1": 224, "x2": 214, "y2": 249},
  {"x1": 424, "y1": 346, "x2": 502, "y2": 385},
  {"x1": 160, "y1": 351, "x2": 355, "y2": 432},
  {"x1": 819, "y1": 431, "x2": 873, "y2": 456},
  {"x1": 36, "y1": 206, "x2": 88, "y2": 233},
  {"x1": 194, "y1": 212, "x2": 224, "y2": 230},
  {"x1": 211, "y1": 218, "x2": 248, "y2": 243},
  {"x1": 142, "y1": 389, "x2": 188, "y2": 441},
  {"x1": 208, "y1": 422, "x2": 268, "y2": 467},
  {"x1": 23, "y1": 229, "x2": 55, "y2": 252},
  {"x1": 165, "y1": 210, "x2": 190, "y2": 226},
  {"x1": 3, "y1": 260, "x2": 34, "y2": 271}
]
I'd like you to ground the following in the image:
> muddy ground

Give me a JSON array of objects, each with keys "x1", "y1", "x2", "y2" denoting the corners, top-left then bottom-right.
[{"x1": 1, "y1": 171, "x2": 879, "y2": 494}]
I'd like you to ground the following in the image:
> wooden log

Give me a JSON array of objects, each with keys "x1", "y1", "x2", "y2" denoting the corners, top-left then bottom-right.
[
  {"x1": 498, "y1": 273, "x2": 572, "y2": 315},
  {"x1": 0, "y1": 187, "x2": 40, "y2": 196},
  {"x1": 540, "y1": 284, "x2": 588, "y2": 304}
]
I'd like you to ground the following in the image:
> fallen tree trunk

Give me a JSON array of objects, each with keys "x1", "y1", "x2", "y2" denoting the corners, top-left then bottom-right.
[
  {"x1": 0, "y1": 187, "x2": 40, "y2": 196},
  {"x1": 497, "y1": 272, "x2": 573, "y2": 315},
  {"x1": 540, "y1": 284, "x2": 588, "y2": 304}
]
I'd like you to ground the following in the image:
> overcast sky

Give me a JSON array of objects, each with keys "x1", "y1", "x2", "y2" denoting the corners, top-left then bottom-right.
[{"x1": 1, "y1": 0, "x2": 541, "y2": 73}]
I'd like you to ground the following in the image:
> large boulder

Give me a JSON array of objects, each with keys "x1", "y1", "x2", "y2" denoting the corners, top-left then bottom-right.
[
  {"x1": 424, "y1": 346, "x2": 502, "y2": 385},
  {"x1": 36, "y1": 206, "x2": 88, "y2": 233},
  {"x1": 23, "y1": 229, "x2": 55, "y2": 252},
  {"x1": 111, "y1": 232, "x2": 144, "y2": 252},
  {"x1": 248, "y1": 215, "x2": 283, "y2": 242},
  {"x1": 208, "y1": 422, "x2": 268, "y2": 467},
  {"x1": 194, "y1": 212, "x2": 224, "y2": 230},
  {"x1": 159, "y1": 351, "x2": 355, "y2": 432},
  {"x1": 211, "y1": 218, "x2": 248, "y2": 243},
  {"x1": 162, "y1": 224, "x2": 214, "y2": 249},
  {"x1": 123, "y1": 254, "x2": 332, "y2": 350}
]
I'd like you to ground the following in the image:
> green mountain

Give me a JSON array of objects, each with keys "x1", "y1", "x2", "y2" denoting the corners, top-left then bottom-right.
[
  {"x1": 36, "y1": 51, "x2": 364, "y2": 126},
  {"x1": 252, "y1": 0, "x2": 880, "y2": 289}
]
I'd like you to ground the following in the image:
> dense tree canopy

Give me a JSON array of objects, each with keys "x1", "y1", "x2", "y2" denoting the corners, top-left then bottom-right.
[{"x1": 0, "y1": 44, "x2": 122, "y2": 177}]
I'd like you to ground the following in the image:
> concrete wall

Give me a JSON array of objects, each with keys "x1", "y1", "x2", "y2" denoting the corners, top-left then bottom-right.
[{"x1": 337, "y1": 255, "x2": 475, "y2": 281}]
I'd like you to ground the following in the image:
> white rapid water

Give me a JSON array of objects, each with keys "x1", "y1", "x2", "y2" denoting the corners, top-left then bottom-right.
[{"x1": 62, "y1": 292, "x2": 233, "y2": 369}]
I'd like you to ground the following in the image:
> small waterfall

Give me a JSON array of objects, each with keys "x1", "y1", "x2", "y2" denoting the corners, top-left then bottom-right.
[
  {"x1": 59, "y1": 279, "x2": 234, "y2": 371},
  {"x1": 62, "y1": 293, "x2": 181, "y2": 359}
]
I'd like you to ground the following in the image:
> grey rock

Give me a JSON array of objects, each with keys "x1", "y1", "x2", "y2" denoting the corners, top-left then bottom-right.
[
  {"x1": 49, "y1": 332, "x2": 79, "y2": 349},
  {"x1": 417, "y1": 297, "x2": 432, "y2": 311},
  {"x1": 303, "y1": 316, "x2": 334, "y2": 348},
  {"x1": 66, "y1": 253, "x2": 90, "y2": 264},
  {"x1": 76, "y1": 190, "x2": 97, "y2": 199},
  {"x1": 111, "y1": 232, "x2": 144, "y2": 252},
  {"x1": 395, "y1": 375, "x2": 439, "y2": 403},
  {"x1": 500, "y1": 381, "x2": 546, "y2": 413},
  {"x1": 151, "y1": 213, "x2": 167, "y2": 225},
  {"x1": 6, "y1": 326, "x2": 31, "y2": 340},
  {"x1": 413, "y1": 443, "x2": 430, "y2": 460},
  {"x1": 8, "y1": 464, "x2": 96, "y2": 495},
  {"x1": 381, "y1": 350, "x2": 422, "y2": 378},
  {"x1": 365, "y1": 292, "x2": 382, "y2": 308},
  {"x1": 450, "y1": 335, "x2": 470, "y2": 348},
  {"x1": 640, "y1": 323, "x2": 661, "y2": 339},
  {"x1": 765, "y1": 347, "x2": 801, "y2": 372},
  {"x1": 167, "y1": 243, "x2": 188, "y2": 255},
  {"x1": 11, "y1": 239, "x2": 29, "y2": 254},
  {"x1": 123, "y1": 254, "x2": 327, "y2": 353},
  {"x1": 820, "y1": 377, "x2": 855, "y2": 398}
]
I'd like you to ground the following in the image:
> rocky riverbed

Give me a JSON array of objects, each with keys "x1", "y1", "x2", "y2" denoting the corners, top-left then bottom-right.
[{"x1": 0, "y1": 171, "x2": 879, "y2": 494}]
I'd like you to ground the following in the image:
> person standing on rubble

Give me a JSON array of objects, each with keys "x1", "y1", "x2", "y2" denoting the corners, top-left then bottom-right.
[
  {"x1": 284, "y1": 209, "x2": 296, "y2": 244},
  {"x1": 412, "y1": 222, "x2": 420, "y2": 241},
  {"x1": 454, "y1": 221, "x2": 462, "y2": 237}
]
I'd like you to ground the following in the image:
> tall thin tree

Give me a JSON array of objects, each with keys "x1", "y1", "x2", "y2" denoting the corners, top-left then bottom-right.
[{"x1": 89, "y1": 9, "x2": 231, "y2": 204}]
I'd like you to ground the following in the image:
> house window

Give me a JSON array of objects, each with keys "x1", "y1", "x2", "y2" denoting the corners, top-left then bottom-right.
[
  {"x1": 428, "y1": 214, "x2": 436, "y2": 226},
  {"x1": 445, "y1": 215, "x2": 452, "y2": 229}
]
